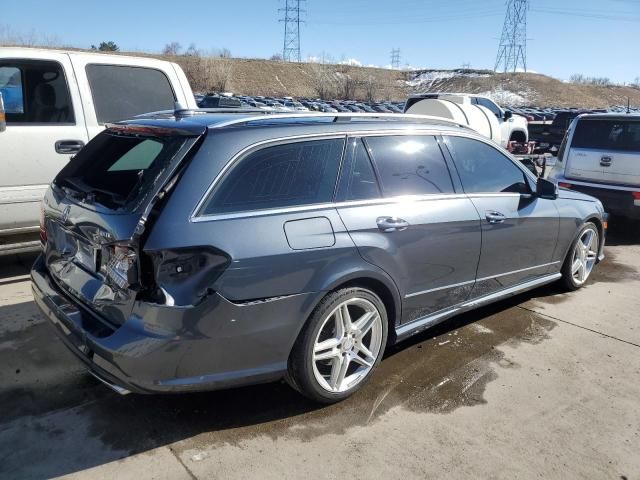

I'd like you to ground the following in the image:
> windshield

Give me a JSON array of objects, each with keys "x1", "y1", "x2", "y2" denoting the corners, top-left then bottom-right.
[
  {"x1": 572, "y1": 119, "x2": 640, "y2": 152},
  {"x1": 54, "y1": 131, "x2": 187, "y2": 209}
]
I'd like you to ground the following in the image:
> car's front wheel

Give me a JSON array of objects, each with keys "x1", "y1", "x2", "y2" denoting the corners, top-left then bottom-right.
[
  {"x1": 287, "y1": 287, "x2": 388, "y2": 404},
  {"x1": 561, "y1": 222, "x2": 600, "y2": 290}
]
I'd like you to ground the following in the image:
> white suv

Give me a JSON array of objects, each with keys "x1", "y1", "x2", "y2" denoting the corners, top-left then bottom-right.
[{"x1": 549, "y1": 113, "x2": 640, "y2": 220}]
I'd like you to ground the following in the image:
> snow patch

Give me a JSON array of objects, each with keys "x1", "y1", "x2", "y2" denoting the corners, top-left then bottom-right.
[
  {"x1": 476, "y1": 86, "x2": 536, "y2": 106},
  {"x1": 406, "y1": 70, "x2": 491, "y2": 89}
]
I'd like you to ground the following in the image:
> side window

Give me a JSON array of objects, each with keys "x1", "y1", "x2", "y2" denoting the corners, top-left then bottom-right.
[
  {"x1": 476, "y1": 97, "x2": 502, "y2": 118},
  {"x1": 365, "y1": 135, "x2": 454, "y2": 197},
  {"x1": 337, "y1": 138, "x2": 381, "y2": 201},
  {"x1": 0, "y1": 61, "x2": 74, "y2": 124},
  {"x1": 446, "y1": 136, "x2": 531, "y2": 194},
  {"x1": 203, "y1": 138, "x2": 344, "y2": 215},
  {"x1": 86, "y1": 65, "x2": 176, "y2": 123}
]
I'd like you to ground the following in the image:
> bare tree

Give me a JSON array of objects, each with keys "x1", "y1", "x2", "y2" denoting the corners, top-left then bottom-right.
[
  {"x1": 217, "y1": 48, "x2": 232, "y2": 58},
  {"x1": 336, "y1": 65, "x2": 357, "y2": 100},
  {"x1": 362, "y1": 74, "x2": 379, "y2": 103},
  {"x1": 308, "y1": 63, "x2": 337, "y2": 100},
  {"x1": 162, "y1": 41, "x2": 182, "y2": 56},
  {"x1": 209, "y1": 58, "x2": 233, "y2": 91}
]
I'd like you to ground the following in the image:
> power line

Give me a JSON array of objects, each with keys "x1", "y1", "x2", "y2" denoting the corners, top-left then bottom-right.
[
  {"x1": 279, "y1": 0, "x2": 306, "y2": 62},
  {"x1": 494, "y1": 0, "x2": 529, "y2": 72},
  {"x1": 390, "y1": 48, "x2": 401, "y2": 69}
]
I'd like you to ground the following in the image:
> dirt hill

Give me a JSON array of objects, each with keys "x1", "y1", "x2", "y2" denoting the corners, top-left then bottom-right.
[{"x1": 167, "y1": 55, "x2": 640, "y2": 109}]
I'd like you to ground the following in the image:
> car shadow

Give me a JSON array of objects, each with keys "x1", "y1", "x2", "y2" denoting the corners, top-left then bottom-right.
[
  {"x1": 606, "y1": 217, "x2": 640, "y2": 246},
  {"x1": 0, "y1": 252, "x2": 38, "y2": 283},
  {"x1": 0, "y1": 282, "x2": 560, "y2": 479}
]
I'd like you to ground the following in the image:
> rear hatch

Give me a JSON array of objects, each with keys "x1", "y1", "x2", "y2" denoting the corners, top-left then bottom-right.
[
  {"x1": 42, "y1": 122, "x2": 204, "y2": 326},
  {"x1": 566, "y1": 118, "x2": 640, "y2": 186}
]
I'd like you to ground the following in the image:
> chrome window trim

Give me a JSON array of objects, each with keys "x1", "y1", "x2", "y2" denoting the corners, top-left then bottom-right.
[
  {"x1": 404, "y1": 261, "x2": 561, "y2": 299},
  {"x1": 190, "y1": 129, "x2": 466, "y2": 222},
  {"x1": 191, "y1": 192, "x2": 471, "y2": 223}
]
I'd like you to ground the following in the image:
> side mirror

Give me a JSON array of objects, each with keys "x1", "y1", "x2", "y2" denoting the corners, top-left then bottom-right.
[
  {"x1": 503, "y1": 110, "x2": 513, "y2": 121},
  {"x1": 0, "y1": 92, "x2": 6, "y2": 133},
  {"x1": 536, "y1": 177, "x2": 558, "y2": 200}
]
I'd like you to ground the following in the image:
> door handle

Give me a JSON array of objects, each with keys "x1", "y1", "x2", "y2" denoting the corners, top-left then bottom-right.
[
  {"x1": 376, "y1": 216, "x2": 409, "y2": 232},
  {"x1": 485, "y1": 211, "x2": 506, "y2": 224},
  {"x1": 600, "y1": 155, "x2": 612, "y2": 167},
  {"x1": 55, "y1": 140, "x2": 85, "y2": 155}
]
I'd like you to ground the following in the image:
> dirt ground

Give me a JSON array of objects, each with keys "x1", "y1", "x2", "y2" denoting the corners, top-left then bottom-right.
[{"x1": 0, "y1": 222, "x2": 639, "y2": 480}]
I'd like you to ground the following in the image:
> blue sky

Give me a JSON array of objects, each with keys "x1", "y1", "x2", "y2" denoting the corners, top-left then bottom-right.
[{"x1": 3, "y1": 0, "x2": 639, "y2": 82}]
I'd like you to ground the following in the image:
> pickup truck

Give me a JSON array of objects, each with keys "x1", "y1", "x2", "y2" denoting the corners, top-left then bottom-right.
[
  {"x1": 0, "y1": 47, "x2": 197, "y2": 255},
  {"x1": 405, "y1": 93, "x2": 529, "y2": 146}
]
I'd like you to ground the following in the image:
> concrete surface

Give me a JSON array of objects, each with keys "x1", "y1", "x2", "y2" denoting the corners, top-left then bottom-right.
[{"x1": 0, "y1": 222, "x2": 639, "y2": 480}]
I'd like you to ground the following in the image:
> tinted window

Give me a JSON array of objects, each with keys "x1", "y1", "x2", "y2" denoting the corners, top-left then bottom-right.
[
  {"x1": 337, "y1": 139, "x2": 381, "y2": 201},
  {"x1": 86, "y1": 65, "x2": 175, "y2": 123},
  {"x1": 572, "y1": 119, "x2": 640, "y2": 152},
  {"x1": 0, "y1": 60, "x2": 74, "y2": 124},
  {"x1": 365, "y1": 135, "x2": 454, "y2": 196},
  {"x1": 204, "y1": 139, "x2": 344, "y2": 215},
  {"x1": 446, "y1": 136, "x2": 530, "y2": 194}
]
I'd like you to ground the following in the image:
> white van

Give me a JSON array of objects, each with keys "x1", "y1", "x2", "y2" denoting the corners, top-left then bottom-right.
[
  {"x1": 0, "y1": 47, "x2": 197, "y2": 254},
  {"x1": 549, "y1": 113, "x2": 640, "y2": 220}
]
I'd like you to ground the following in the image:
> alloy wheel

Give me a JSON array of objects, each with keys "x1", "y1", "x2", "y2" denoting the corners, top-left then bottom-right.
[
  {"x1": 571, "y1": 226, "x2": 599, "y2": 286},
  {"x1": 311, "y1": 298, "x2": 383, "y2": 393}
]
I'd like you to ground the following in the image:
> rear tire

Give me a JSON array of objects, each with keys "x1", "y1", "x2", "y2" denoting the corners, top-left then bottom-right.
[
  {"x1": 287, "y1": 287, "x2": 388, "y2": 404},
  {"x1": 560, "y1": 222, "x2": 599, "y2": 291}
]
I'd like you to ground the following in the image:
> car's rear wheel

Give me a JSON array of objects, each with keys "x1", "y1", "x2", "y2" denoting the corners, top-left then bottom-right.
[
  {"x1": 561, "y1": 222, "x2": 599, "y2": 290},
  {"x1": 287, "y1": 287, "x2": 388, "y2": 404}
]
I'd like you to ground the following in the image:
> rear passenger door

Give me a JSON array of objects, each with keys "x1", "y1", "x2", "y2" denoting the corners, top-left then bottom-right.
[
  {"x1": 336, "y1": 135, "x2": 482, "y2": 324},
  {"x1": 444, "y1": 135, "x2": 559, "y2": 297}
]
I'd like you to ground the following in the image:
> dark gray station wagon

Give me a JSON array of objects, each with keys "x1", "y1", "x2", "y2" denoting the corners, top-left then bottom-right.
[{"x1": 32, "y1": 111, "x2": 606, "y2": 403}]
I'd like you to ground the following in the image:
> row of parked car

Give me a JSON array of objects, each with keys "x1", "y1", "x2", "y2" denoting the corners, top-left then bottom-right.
[{"x1": 196, "y1": 93, "x2": 406, "y2": 114}]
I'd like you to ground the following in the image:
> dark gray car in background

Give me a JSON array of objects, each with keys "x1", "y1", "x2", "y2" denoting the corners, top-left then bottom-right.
[{"x1": 31, "y1": 111, "x2": 606, "y2": 403}]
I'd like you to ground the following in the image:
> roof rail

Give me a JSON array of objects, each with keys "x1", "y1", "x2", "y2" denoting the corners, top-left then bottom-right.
[{"x1": 208, "y1": 112, "x2": 471, "y2": 130}]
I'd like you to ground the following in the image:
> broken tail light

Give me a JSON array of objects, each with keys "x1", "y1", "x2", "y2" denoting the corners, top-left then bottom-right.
[
  {"x1": 147, "y1": 247, "x2": 230, "y2": 306},
  {"x1": 39, "y1": 204, "x2": 47, "y2": 247},
  {"x1": 101, "y1": 244, "x2": 138, "y2": 289}
]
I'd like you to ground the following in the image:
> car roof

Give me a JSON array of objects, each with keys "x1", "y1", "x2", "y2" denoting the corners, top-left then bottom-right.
[
  {"x1": 118, "y1": 111, "x2": 473, "y2": 136},
  {"x1": 576, "y1": 113, "x2": 640, "y2": 121}
]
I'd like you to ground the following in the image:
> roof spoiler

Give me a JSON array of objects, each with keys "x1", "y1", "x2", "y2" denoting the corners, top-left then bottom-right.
[{"x1": 104, "y1": 122, "x2": 205, "y2": 136}]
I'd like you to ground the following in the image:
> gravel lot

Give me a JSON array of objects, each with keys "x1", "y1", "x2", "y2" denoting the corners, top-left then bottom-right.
[{"x1": 1, "y1": 222, "x2": 639, "y2": 480}]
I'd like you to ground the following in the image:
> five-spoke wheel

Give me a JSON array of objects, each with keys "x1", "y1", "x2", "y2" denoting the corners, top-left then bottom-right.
[
  {"x1": 287, "y1": 287, "x2": 388, "y2": 403},
  {"x1": 562, "y1": 222, "x2": 600, "y2": 290}
]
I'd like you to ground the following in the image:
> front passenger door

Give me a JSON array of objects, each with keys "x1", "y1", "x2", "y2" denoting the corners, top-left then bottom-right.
[{"x1": 444, "y1": 135, "x2": 560, "y2": 298}]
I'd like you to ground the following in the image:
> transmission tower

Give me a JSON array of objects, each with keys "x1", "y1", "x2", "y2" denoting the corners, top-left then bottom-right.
[
  {"x1": 390, "y1": 48, "x2": 401, "y2": 69},
  {"x1": 494, "y1": 0, "x2": 529, "y2": 73},
  {"x1": 280, "y1": 0, "x2": 305, "y2": 62}
]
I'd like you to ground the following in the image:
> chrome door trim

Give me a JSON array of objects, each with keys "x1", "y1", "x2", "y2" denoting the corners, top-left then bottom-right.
[
  {"x1": 396, "y1": 272, "x2": 562, "y2": 341},
  {"x1": 404, "y1": 261, "x2": 561, "y2": 299}
]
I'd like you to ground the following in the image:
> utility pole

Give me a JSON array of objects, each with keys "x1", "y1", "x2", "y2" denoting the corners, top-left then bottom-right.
[
  {"x1": 280, "y1": 0, "x2": 306, "y2": 62},
  {"x1": 494, "y1": 0, "x2": 529, "y2": 72},
  {"x1": 390, "y1": 48, "x2": 401, "y2": 69},
  {"x1": 462, "y1": 62, "x2": 471, "y2": 72}
]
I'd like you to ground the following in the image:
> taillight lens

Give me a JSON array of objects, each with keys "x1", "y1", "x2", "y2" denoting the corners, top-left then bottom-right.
[
  {"x1": 558, "y1": 182, "x2": 572, "y2": 189},
  {"x1": 101, "y1": 244, "x2": 137, "y2": 289},
  {"x1": 632, "y1": 192, "x2": 640, "y2": 200},
  {"x1": 39, "y1": 204, "x2": 47, "y2": 247}
]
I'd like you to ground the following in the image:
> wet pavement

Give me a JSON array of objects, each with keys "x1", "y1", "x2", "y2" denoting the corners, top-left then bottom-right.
[{"x1": 1, "y1": 223, "x2": 639, "y2": 479}]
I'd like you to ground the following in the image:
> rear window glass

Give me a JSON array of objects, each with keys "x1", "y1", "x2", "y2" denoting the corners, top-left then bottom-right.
[
  {"x1": 86, "y1": 65, "x2": 175, "y2": 123},
  {"x1": 203, "y1": 138, "x2": 344, "y2": 215},
  {"x1": 572, "y1": 119, "x2": 640, "y2": 152},
  {"x1": 55, "y1": 131, "x2": 186, "y2": 209}
]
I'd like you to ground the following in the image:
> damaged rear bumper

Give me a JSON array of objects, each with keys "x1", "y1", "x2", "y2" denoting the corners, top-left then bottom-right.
[{"x1": 31, "y1": 254, "x2": 320, "y2": 394}]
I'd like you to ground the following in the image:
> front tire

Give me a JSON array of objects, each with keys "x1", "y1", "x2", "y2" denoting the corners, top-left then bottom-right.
[
  {"x1": 287, "y1": 287, "x2": 388, "y2": 404},
  {"x1": 561, "y1": 222, "x2": 599, "y2": 290}
]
